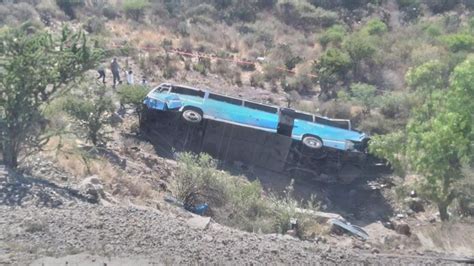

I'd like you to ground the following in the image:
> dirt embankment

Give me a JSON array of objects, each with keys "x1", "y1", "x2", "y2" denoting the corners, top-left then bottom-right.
[
  {"x1": 1, "y1": 161, "x2": 471, "y2": 265},
  {"x1": 0, "y1": 204, "x2": 453, "y2": 265}
]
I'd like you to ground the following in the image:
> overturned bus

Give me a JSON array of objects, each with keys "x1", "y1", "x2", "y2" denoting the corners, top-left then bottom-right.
[
  {"x1": 141, "y1": 83, "x2": 370, "y2": 184},
  {"x1": 143, "y1": 83, "x2": 369, "y2": 153}
]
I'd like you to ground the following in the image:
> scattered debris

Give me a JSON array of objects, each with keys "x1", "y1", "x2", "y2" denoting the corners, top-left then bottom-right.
[
  {"x1": 328, "y1": 218, "x2": 369, "y2": 241},
  {"x1": 186, "y1": 216, "x2": 211, "y2": 230},
  {"x1": 404, "y1": 197, "x2": 425, "y2": 213}
]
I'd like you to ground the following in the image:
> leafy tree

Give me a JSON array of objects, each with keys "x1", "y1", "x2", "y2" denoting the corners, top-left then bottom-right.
[
  {"x1": 277, "y1": 1, "x2": 337, "y2": 30},
  {"x1": 314, "y1": 48, "x2": 352, "y2": 96},
  {"x1": 406, "y1": 60, "x2": 449, "y2": 93},
  {"x1": 0, "y1": 24, "x2": 100, "y2": 168},
  {"x1": 363, "y1": 19, "x2": 388, "y2": 36},
  {"x1": 370, "y1": 57, "x2": 474, "y2": 221},
  {"x1": 64, "y1": 86, "x2": 115, "y2": 146},
  {"x1": 319, "y1": 24, "x2": 347, "y2": 47},
  {"x1": 123, "y1": 0, "x2": 150, "y2": 21},
  {"x1": 343, "y1": 33, "x2": 376, "y2": 79},
  {"x1": 117, "y1": 84, "x2": 150, "y2": 121},
  {"x1": 350, "y1": 82, "x2": 377, "y2": 113},
  {"x1": 441, "y1": 33, "x2": 474, "y2": 52}
]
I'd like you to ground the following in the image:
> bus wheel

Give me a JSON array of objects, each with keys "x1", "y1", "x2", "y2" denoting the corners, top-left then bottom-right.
[
  {"x1": 181, "y1": 108, "x2": 203, "y2": 124},
  {"x1": 302, "y1": 135, "x2": 323, "y2": 149}
]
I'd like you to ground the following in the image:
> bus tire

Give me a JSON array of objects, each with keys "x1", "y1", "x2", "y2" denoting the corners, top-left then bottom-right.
[
  {"x1": 181, "y1": 107, "x2": 203, "y2": 124},
  {"x1": 302, "y1": 135, "x2": 323, "y2": 149}
]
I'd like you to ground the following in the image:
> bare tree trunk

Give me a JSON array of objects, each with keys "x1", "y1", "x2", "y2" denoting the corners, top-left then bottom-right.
[
  {"x1": 438, "y1": 202, "x2": 449, "y2": 221},
  {"x1": 2, "y1": 138, "x2": 18, "y2": 168}
]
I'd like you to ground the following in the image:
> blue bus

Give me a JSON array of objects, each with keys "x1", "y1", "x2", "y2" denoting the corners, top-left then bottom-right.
[{"x1": 143, "y1": 83, "x2": 369, "y2": 152}]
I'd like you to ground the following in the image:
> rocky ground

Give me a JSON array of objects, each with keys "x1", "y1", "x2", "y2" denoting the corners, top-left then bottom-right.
[
  {"x1": 1, "y1": 163, "x2": 472, "y2": 265},
  {"x1": 0, "y1": 202, "x2": 455, "y2": 265}
]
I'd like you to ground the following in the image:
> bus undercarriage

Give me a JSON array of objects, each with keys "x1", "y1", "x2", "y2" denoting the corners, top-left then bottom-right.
[{"x1": 140, "y1": 108, "x2": 368, "y2": 184}]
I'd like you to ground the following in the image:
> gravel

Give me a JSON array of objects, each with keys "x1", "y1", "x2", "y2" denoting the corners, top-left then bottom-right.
[{"x1": 0, "y1": 202, "x2": 452, "y2": 265}]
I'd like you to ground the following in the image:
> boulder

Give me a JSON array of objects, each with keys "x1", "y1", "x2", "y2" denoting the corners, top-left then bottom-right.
[
  {"x1": 187, "y1": 216, "x2": 211, "y2": 230},
  {"x1": 78, "y1": 175, "x2": 105, "y2": 203},
  {"x1": 404, "y1": 197, "x2": 425, "y2": 213},
  {"x1": 393, "y1": 221, "x2": 411, "y2": 236}
]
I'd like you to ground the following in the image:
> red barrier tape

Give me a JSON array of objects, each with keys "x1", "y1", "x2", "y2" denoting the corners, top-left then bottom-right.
[{"x1": 108, "y1": 44, "x2": 319, "y2": 78}]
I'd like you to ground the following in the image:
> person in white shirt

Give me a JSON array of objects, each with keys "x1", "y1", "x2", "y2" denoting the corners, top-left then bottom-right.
[{"x1": 126, "y1": 70, "x2": 134, "y2": 85}]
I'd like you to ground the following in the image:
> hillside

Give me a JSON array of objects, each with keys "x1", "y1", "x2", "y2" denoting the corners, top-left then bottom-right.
[
  {"x1": 2, "y1": 0, "x2": 473, "y2": 133},
  {"x1": 1, "y1": 0, "x2": 474, "y2": 264}
]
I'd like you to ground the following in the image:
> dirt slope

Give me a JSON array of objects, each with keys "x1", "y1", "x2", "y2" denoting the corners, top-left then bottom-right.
[{"x1": 0, "y1": 204, "x2": 453, "y2": 265}]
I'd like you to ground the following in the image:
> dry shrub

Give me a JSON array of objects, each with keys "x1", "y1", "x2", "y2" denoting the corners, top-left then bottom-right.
[
  {"x1": 172, "y1": 153, "x2": 323, "y2": 237},
  {"x1": 358, "y1": 112, "x2": 399, "y2": 135},
  {"x1": 250, "y1": 72, "x2": 265, "y2": 88},
  {"x1": 115, "y1": 177, "x2": 153, "y2": 199},
  {"x1": 57, "y1": 151, "x2": 89, "y2": 177},
  {"x1": 0, "y1": 3, "x2": 42, "y2": 26},
  {"x1": 319, "y1": 100, "x2": 352, "y2": 120}
]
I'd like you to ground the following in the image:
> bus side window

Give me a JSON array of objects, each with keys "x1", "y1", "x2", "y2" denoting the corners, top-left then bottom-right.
[
  {"x1": 159, "y1": 86, "x2": 170, "y2": 93},
  {"x1": 171, "y1": 86, "x2": 205, "y2": 98},
  {"x1": 209, "y1": 93, "x2": 243, "y2": 105}
]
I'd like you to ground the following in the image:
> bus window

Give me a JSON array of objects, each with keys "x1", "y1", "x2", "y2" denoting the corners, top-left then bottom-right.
[
  {"x1": 209, "y1": 93, "x2": 243, "y2": 105},
  {"x1": 171, "y1": 86, "x2": 205, "y2": 98},
  {"x1": 292, "y1": 112, "x2": 313, "y2": 122},
  {"x1": 244, "y1": 101, "x2": 278, "y2": 113},
  {"x1": 314, "y1": 116, "x2": 350, "y2": 130},
  {"x1": 158, "y1": 85, "x2": 170, "y2": 93}
]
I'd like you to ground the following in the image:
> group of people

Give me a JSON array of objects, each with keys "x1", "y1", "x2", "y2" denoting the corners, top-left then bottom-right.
[{"x1": 97, "y1": 58, "x2": 148, "y2": 87}]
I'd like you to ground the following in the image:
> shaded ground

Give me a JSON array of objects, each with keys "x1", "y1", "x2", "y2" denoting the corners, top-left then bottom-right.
[{"x1": 140, "y1": 111, "x2": 394, "y2": 227}]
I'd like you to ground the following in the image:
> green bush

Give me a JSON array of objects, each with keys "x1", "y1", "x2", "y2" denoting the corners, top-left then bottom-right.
[
  {"x1": 363, "y1": 18, "x2": 388, "y2": 35},
  {"x1": 406, "y1": 60, "x2": 449, "y2": 93},
  {"x1": 423, "y1": 23, "x2": 443, "y2": 38},
  {"x1": 277, "y1": 1, "x2": 337, "y2": 31},
  {"x1": 377, "y1": 93, "x2": 413, "y2": 120},
  {"x1": 343, "y1": 33, "x2": 376, "y2": 63},
  {"x1": 193, "y1": 62, "x2": 208, "y2": 75},
  {"x1": 319, "y1": 24, "x2": 347, "y2": 47},
  {"x1": 117, "y1": 85, "x2": 150, "y2": 120},
  {"x1": 314, "y1": 48, "x2": 352, "y2": 94},
  {"x1": 441, "y1": 33, "x2": 474, "y2": 52},
  {"x1": 63, "y1": 86, "x2": 114, "y2": 146},
  {"x1": 316, "y1": 48, "x2": 352, "y2": 76},
  {"x1": 123, "y1": 0, "x2": 150, "y2": 21},
  {"x1": 349, "y1": 82, "x2": 377, "y2": 112}
]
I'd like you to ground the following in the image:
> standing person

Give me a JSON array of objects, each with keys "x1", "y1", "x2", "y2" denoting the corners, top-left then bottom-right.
[
  {"x1": 110, "y1": 58, "x2": 121, "y2": 87},
  {"x1": 126, "y1": 69, "x2": 134, "y2": 85},
  {"x1": 141, "y1": 75, "x2": 148, "y2": 86},
  {"x1": 97, "y1": 65, "x2": 106, "y2": 84}
]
